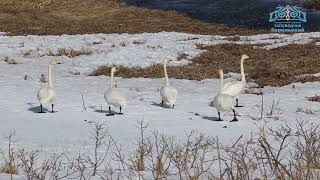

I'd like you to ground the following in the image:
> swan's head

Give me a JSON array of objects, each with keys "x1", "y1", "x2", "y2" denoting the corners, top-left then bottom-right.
[
  {"x1": 164, "y1": 57, "x2": 173, "y2": 64},
  {"x1": 241, "y1": 54, "x2": 250, "y2": 61},
  {"x1": 111, "y1": 67, "x2": 117, "y2": 74},
  {"x1": 50, "y1": 59, "x2": 61, "y2": 65}
]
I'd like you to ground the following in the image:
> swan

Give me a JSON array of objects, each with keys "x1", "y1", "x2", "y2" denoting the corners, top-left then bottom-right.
[
  {"x1": 160, "y1": 57, "x2": 177, "y2": 108},
  {"x1": 104, "y1": 67, "x2": 127, "y2": 116},
  {"x1": 213, "y1": 69, "x2": 238, "y2": 122},
  {"x1": 37, "y1": 59, "x2": 61, "y2": 113},
  {"x1": 222, "y1": 54, "x2": 250, "y2": 107}
]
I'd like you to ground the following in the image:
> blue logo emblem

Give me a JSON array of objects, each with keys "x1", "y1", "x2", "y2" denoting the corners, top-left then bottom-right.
[{"x1": 269, "y1": 5, "x2": 307, "y2": 33}]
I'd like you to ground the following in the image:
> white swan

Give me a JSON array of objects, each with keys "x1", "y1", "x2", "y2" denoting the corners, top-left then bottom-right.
[
  {"x1": 160, "y1": 57, "x2": 177, "y2": 108},
  {"x1": 104, "y1": 67, "x2": 127, "y2": 116},
  {"x1": 213, "y1": 69, "x2": 238, "y2": 122},
  {"x1": 222, "y1": 54, "x2": 250, "y2": 107},
  {"x1": 37, "y1": 59, "x2": 61, "y2": 113}
]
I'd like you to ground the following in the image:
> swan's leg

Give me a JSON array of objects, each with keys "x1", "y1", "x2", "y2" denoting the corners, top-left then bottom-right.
[
  {"x1": 161, "y1": 100, "x2": 164, "y2": 106},
  {"x1": 217, "y1": 112, "x2": 222, "y2": 121},
  {"x1": 230, "y1": 109, "x2": 238, "y2": 122},
  {"x1": 51, "y1": 104, "x2": 54, "y2": 113},
  {"x1": 106, "y1": 106, "x2": 115, "y2": 116},
  {"x1": 118, "y1": 106, "x2": 124, "y2": 115},
  {"x1": 172, "y1": 104, "x2": 175, "y2": 109},
  {"x1": 39, "y1": 104, "x2": 45, "y2": 113},
  {"x1": 235, "y1": 99, "x2": 244, "y2": 108}
]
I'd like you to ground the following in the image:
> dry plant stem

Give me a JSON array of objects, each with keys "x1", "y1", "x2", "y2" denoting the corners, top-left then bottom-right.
[
  {"x1": 81, "y1": 93, "x2": 87, "y2": 111},
  {"x1": 216, "y1": 136, "x2": 222, "y2": 179},
  {"x1": 260, "y1": 90, "x2": 264, "y2": 119}
]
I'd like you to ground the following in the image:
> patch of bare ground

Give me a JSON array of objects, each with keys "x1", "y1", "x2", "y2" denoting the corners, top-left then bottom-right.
[
  {"x1": 90, "y1": 41, "x2": 320, "y2": 87},
  {"x1": 0, "y1": 0, "x2": 265, "y2": 36}
]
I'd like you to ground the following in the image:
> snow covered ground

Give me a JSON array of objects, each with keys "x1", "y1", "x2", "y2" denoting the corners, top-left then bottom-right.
[{"x1": 0, "y1": 31, "x2": 319, "y2": 163}]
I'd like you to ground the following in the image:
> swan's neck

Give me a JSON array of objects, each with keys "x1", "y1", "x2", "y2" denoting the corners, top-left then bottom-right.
[
  {"x1": 109, "y1": 71, "x2": 114, "y2": 89},
  {"x1": 48, "y1": 64, "x2": 54, "y2": 88},
  {"x1": 218, "y1": 73, "x2": 223, "y2": 94},
  {"x1": 240, "y1": 59, "x2": 246, "y2": 82},
  {"x1": 164, "y1": 61, "x2": 169, "y2": 85}
]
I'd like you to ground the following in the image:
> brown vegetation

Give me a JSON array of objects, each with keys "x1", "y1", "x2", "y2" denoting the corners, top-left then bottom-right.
[
  {"x1": 307, "y1": 95, "x2": 320, "y2": 102},
  {"x1": 91, "y1": 41, "x2": 320, "y2": 87},
  {"x1": 48, "y1": 48, "x2": 92, "y2": 58},
  {"x1": 0, "y1": 0, "x2": 264, "y2": 36}
]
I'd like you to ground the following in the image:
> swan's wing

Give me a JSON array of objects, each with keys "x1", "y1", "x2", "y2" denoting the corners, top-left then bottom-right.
[
  {"x1": 219, "y1": 94, "x2": 235, "y2": 112},
  {"x1": 161, "y1": 86, "x2": 177, "y2": 104},
  {"x1": 106, "y1": 88, "x2": 127, "y2": 106},
  {"x1": 37, "y1": 87, "x2": 55, "y2": 103},
  {"x1": 37, "y1": 87, "x2": 49, "y2": 101},
  {"x1": 221, "y1": 81, "x2": 245, "y2": 96}
]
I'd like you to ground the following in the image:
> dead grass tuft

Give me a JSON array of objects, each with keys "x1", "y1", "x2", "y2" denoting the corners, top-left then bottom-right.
[
  {"x1": 48, "y1": 48, "x2": 92, "y2": 58},
  {"x1": 176, "y1": 52, "x2": 189, "y2": 61},
  {"x1": 307, "y1": 95, "x2": 320, "y2": 102},
  {"x1": 132, "y1": 40, "x2": 145, "y2": 45},
  {"x1": 296, "y1": 107, "x2": 319, "y2": 114},
  {"x1": 0, "y1": 162, "x2": 17, "y2": 174},
  {"x1": 91, "y1": 41, "x2": 320, "y2": 86}
]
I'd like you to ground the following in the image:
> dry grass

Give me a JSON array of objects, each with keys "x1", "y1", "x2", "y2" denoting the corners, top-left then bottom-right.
[
  {"x1": 177, "y1": 52, "x2": 189, "y2": 61},
  {"x1": 132, "y1": 40, "x2": 145, "y2": 45},
  {"x1": 90, "y1": 41, "x2": 320, "y2": 87},
  {"x1": 296, "y1": 107, "x2": 319, "y2": 114},
  {"x1": 0, "y1": 0, "x2": 122, "y2": 9},
  {"x1": 48, "y1": 48, "x2": 92, "y2": 58},
  {"x1": 0, "y1": 162, "x2": 17, "y2": 174},
  {"x1": 307, "y1": 95, "x2": 320, "y2": 102},
  {"x1": 0, "y1": 0, "x2": 264, "y2": 36}
]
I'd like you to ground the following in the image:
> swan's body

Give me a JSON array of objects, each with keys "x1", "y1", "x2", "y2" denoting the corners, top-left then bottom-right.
[
  {"x1": 37, "y1": 59, "x2": 61, "y2": 113},
  {"x1": 104, "y1": 67, "x2": 127, "y2": 115},
  {"x1": 160, "y1": 58, "x2": 177, "y2": 108},
  {"x1": 213, "y1": 69, "x2": 237, "y2": 121},
  {"x1": 221, "y1": 54, "x2": 250, "y2": 107}
]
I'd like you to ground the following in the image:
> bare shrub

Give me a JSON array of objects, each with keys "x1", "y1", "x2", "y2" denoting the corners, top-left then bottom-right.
[
  {"x1": 166, "y1": 131, "x2": 216, "y2": 180},
  {"x1": 86, "y1": 123, "x2": 111, "y2": 176},
  {"x1": 1, "y1": 120, "x2": 320, "y2": 179},
  {"x1": 131, "y1": 121, "x2": 152, "y2": 172}
]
